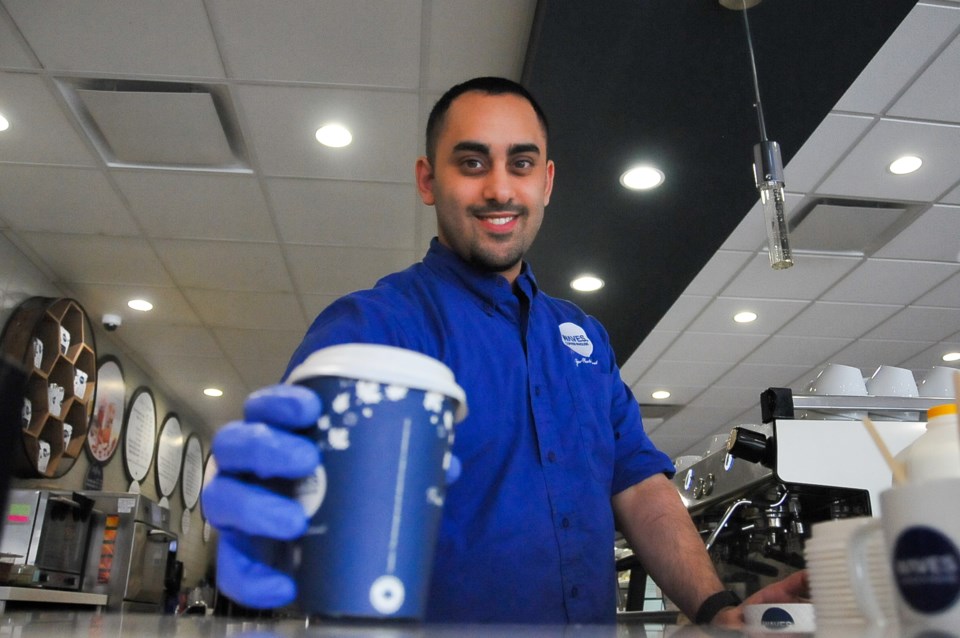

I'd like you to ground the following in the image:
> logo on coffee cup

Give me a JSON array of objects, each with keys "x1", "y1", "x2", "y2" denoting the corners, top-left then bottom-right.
[
  {"x1": 760, "y1": 607, "x2": 795, "y2": 629},
  {"x1": 893, "y1": 526, "x2": 960, "y2": 614}
]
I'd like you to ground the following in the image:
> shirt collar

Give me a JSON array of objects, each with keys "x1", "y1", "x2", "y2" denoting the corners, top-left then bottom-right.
[{"x1": 423, "y1": 238, "x2": 540, "y2": 306}]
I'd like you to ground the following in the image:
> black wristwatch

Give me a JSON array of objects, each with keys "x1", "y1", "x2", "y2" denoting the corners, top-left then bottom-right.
[{"x1": 694, "y1": 590, "x2": 742, "y2": 624}]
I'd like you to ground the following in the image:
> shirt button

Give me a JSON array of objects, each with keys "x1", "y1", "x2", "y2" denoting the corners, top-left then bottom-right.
[
  {"x1": 561, "y1": 517, "x2": 570, "y2": 528},
  {"x1": 571, "y1": 586, "x2": 579, "y2": 598},
  {"x1": 547, "y1": 451, "x2": 556, "y2": 463}
]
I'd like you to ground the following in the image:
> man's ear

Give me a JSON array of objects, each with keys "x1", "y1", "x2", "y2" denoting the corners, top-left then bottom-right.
[{"x1": 415, "y1": 156, "x2": 436, "y2": 206}]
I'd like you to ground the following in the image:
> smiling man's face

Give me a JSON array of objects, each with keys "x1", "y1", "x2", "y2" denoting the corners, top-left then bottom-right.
[{"x1": 416, "y1": 91, "x2": 554, "y2": 284}]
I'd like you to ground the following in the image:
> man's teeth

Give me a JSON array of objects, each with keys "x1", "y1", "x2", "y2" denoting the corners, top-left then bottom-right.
[{"x1": 486, "y1": 217, "x2": 515, "y2": 225}]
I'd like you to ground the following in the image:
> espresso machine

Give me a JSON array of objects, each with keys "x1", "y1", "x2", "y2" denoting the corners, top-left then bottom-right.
[{"x1": 671, "y1": 388, "x2": 935, "y2": 598}]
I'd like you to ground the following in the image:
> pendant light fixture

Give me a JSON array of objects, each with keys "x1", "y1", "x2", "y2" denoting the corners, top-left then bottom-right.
[{"x1": 722, "y1": 0, "x2": 794, "y2": 270}]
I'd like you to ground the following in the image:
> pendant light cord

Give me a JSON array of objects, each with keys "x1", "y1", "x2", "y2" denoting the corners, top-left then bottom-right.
[{"x1": 742, "y1": 2, "x2": 769, "y2": 142}]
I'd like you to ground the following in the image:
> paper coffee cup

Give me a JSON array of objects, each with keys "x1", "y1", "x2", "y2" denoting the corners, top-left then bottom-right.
[{"x1": 286, "y1": 344, "x2": 467, "y2": 620}]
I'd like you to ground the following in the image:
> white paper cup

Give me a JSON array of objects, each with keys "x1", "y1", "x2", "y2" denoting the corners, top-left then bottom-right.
[
  {"x1": 918, "y1": 366, "x2": 959, "y2": 398},
  {"x1": 744, "y1": 603, "x2": 816, "y2": 632},
  {"x1": 286, "y1": 344, "x2": 467, "y2": 620},
  {"x1": 866, "y1": 365, "x2": 918, "y2": 397},
  {"x1": 850, "y1": 478, "x2": 960, "y2": 632},
  {"x1": 807, "y1": 364, "x2": 867, "y2": 396}
]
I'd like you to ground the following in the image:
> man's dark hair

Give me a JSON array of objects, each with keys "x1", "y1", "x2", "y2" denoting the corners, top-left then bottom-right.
[{"x1": 425, "y1": 76, "x2": 550, "y2": 164}]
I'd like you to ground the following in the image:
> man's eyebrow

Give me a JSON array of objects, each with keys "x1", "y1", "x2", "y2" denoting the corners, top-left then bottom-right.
[
  {"x1": 452, "y1": 141, "x2": 490, "y2": 155},
  {"x1": 509, "y1": 143, "x2": 542, "y2": 156}
]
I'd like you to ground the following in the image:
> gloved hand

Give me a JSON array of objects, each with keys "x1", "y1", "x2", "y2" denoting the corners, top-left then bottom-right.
[{"x1": 201, "y1": 384, "x2": 322, "y2": 609}]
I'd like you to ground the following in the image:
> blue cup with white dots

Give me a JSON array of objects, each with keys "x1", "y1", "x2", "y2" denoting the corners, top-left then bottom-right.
[{"x1": 286, "y1": 344, "x2": 467, "y2": 620}]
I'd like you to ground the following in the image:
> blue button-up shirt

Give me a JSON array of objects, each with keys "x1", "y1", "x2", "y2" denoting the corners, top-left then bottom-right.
[{"x1": 286, "y1": 239, "x2": 674, "y2": 624}]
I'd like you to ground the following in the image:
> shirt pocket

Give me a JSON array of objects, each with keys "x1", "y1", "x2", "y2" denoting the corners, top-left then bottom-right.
[{"x1": 566, "y1": 372, "x2": 616, "y2": 486}]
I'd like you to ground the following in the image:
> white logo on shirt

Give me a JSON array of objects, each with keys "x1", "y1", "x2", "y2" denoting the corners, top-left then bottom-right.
[{"x1": 559, "y1": 322, "x2": 594, "y2": 357}]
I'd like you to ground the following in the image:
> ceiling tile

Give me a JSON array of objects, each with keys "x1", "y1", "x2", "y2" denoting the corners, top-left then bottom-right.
[
  {"x1": 874, "y1": 204, "x2": 960, "y2": 262},
  {"x1": 0, "y1": 165, "x2": 138, "y2": 235},
  {"x1": 0, "y1": 72, "x2": 97, "y2": 166},
  {"x1": 19, "y1": 233, "x2": 174, "y2": 286},
  {"x1": 888, "y1": 30, "x2": 960, "y2": 121},
  {"x1": 915, "y1": 270, "x2": 960, "y2": 307},
  {"x1": 209, "y1": 0, "x2": 421, "y2": 87},
  {"x1": 183, "y1": 288, "x2": 307, "y2": 331},
  {"x1": 119, "y1": 324, "x2": 222, "y2": 359},
  {"x1": 658, "y1": 331, "x2": 768, "y2": 365},
  {"x1": 682, "y1": 250, "x2": 752, "y2": 296},
  {"x1": 234, "y1": 358, "x2": 292, "y2": 392},
  {"x1": 899, "y1": 339, "x2": 960, "y2": 370},
  {"x1": 619, "y1": 330, "x2": 679, "y2": 385},
  {"x1": 714, "y1": 362, "x2": 813, "y2": 390},
  {"x1": 690, "y1": 386, "x2": 762, "y2": 409},
  {"x1": 153, "y1": 240, "x2": 292, "y2": 292},
  {"x1": 0, "y1": 7, "x2": 36, "y2": 69},
  {"x1": 943, "y1": 182, "x2": 960, "y2": 205},
  {"x1": 646, "y1": 435, "x2": 701, "y2": 460},
  {"x1": 864, "y1": 306, "x2": 960, "y2": 342},
  {"x1": 833, "y1": 3, "x2": 960, "y2": 113},
  {"x1": 821, "y1": 258, "x2": 958, "y2": 304},
  {"x1": 214, "y1": 327, "x2": 304, "y2": 366},
  {"x1": 743, "y1": 335, "x2": 849, "y2": 367},
  {"x1": 286, "y1": 244, "x2": 417, "y2": 296},
  {"x1": 686, "y1": 297, "x2": 810, "y2": 336},
  {"x1": 114, "y1": 171, "x2": 277, "y2": 241},
  {"x1": 3, "y1": 0, "x2": 224, "y2": 77},
  {"x1": 817, "y1": 119, "x2": 960, "y2": 202},
  {"x1": 652, "y1": 295, "x2": 712, "y2": 334},
  {"x1": 829, "y1": 338, "x2": 936, "y2": 370},
  {"x1": 236, "y1": 84, "x2": 418, "y2": 182},
  {"x1": 629, "y1": 383, "x2": 706, "y2": 406},
  {"x1": 63, "y1": 283, "x2": 201, "y2": 326},
  {"x1": 267, "y1": 178, "x2": 418, "y2": 249},
  {"x1": 426, "y1": 0, "x2": 537, "y2": 92},
  {"x1": 637, "y1": 359, "x2": 733, "y2": 390},
  {"x1": 778, "y1": 301, "x2": 902, "y2": 338},
  {"x1": 784, "y1": 114, "x2": 874, "y2": 191},
  {"x1": 720, "y1": 252, "x2": 862, "y2": 300}
]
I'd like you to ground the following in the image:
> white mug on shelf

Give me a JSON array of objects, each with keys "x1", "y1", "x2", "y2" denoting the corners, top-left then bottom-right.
[
  {"x1": 866, "y1": 365, "x2": 918, "y2": 397},
  {"x1": 918, "y1": 366, "x2": 959, "y2": 398}
]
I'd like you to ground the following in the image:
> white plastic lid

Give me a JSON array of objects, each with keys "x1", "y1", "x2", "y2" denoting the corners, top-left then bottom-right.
[{"x1": 286, "y1": 343, "x2": 468, "y2": 423}]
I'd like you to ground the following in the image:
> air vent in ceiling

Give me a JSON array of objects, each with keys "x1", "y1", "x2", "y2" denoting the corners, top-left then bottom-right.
[
  {"x1": 788, "y1": 197, "x2": 926, "y2": 256},
  {"x1": 56, "y1": 78, "x2": 251, "y2": 173}
]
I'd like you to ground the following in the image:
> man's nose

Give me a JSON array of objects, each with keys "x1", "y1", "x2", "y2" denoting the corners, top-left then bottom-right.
[{"x1": 482, "y1": 165, "x2": 515, "y2": 204}]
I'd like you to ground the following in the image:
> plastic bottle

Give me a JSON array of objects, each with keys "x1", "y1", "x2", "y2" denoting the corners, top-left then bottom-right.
[{"x1": 901, "y1": 403, "x2": 960, "y2": 483}]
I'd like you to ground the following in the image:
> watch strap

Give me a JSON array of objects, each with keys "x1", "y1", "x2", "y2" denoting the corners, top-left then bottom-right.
[{"x1": 694, "y1": 589, "x2": 742, "y2": 624}]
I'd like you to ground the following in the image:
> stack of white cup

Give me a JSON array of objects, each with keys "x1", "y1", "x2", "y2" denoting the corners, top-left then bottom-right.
[{"x1": 806, "y1": 517, "x2": 897, "y2": 625}]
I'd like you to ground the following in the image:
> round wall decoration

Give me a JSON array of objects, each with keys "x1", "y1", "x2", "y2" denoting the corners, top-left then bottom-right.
[
  {"x1": 155, "y1": 414, "x2": 184, "y2": 498},
  {"x1": 181, "y1": 434, "x2": 204, "y2": 510},
  {"x1": 122, "y1": 386, "x2": 156, "y2": 483},
  {"x1": 86, "y1": 356, "x2": 125, "y2": 464}
]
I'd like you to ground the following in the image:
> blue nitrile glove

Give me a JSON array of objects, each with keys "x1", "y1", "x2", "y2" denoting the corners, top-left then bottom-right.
[{"x1": 201, "y1": 384, "x2": 321, "y2": 609}]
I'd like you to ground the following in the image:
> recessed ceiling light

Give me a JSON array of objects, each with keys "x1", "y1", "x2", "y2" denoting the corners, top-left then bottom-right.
[
  {"x1": 620, "y1": 165, "x2": 665, "y2": 190},
  {"x1": 203, "y1": 388, "x2": 224, "y2": 397},
  {"x1": 651, "y1": 390, "x2": 671, "y2": 400},
  {"x1": 570, "y1": 275, "x2": 604, "y2": 292},
  {"x1": 0, "y1": 113, "x2": 9, "y2": 132},
  {"x1": 315, "y1": 123, "x2": 352, "y2": 148},
  {"x1": 942, "y1": 352, "x2": 960, "y2": 363},
  {"x1": 733, "y1": 311, "x2": 757, "y2": 323},
  {"x1": 888, "y1": 155, "x2": 922, "y2": 175},
  {"x1": 127, "y1": 299, "x2": 153, "y2": 312}
]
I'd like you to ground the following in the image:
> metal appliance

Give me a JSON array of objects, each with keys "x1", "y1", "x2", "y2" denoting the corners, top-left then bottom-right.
[
  {"x1": 671, "y1": 388, "x2": 936, "y2": 598},
  {"x1": 0, "y1": 489, "x2": 97, "y2": 590},
  {"x1": 79, "y1": 492, "x2": 177, "y2": 612}
]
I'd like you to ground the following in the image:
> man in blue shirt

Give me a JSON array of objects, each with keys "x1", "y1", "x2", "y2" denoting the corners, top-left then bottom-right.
[{"x1": 203, "y1": 77, "x2": 807, "y2": 625}]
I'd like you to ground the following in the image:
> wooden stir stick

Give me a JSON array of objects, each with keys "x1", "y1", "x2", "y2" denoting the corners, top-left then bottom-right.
[{"x1": 862, "y1": 415, "x2": 908, "y2": 485}]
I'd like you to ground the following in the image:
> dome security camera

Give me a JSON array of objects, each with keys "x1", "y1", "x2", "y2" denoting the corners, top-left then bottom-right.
[{"x1": 102, "y1": 313, "x2": 122, "y2": 332}]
